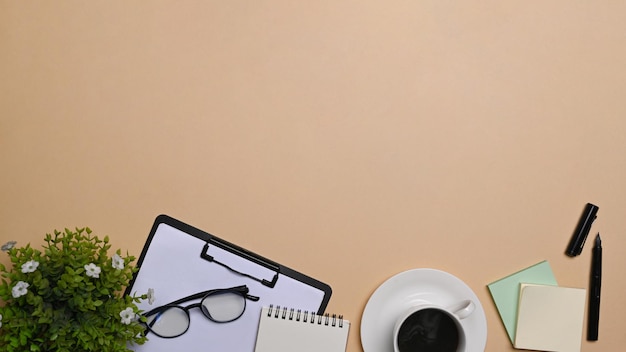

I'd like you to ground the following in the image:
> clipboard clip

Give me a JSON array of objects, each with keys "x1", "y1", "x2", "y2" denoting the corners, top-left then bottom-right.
[{"x1": 200, "y1": 238, "x2": 280, "y2": 288}]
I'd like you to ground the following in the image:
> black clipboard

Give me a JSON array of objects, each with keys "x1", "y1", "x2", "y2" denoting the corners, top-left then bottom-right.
[{"x1": 125, "y1": 215, "x2": 332, "y2": 352}]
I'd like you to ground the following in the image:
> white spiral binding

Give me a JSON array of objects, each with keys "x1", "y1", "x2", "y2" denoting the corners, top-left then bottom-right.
[{"x1": 267, "y1": 304, "x2": 344, "y2": 328}]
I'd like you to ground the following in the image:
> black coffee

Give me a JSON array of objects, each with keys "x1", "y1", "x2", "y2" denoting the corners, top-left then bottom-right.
[{"x1": 396, "y1": 308, "x2": 460, "y2": 352}]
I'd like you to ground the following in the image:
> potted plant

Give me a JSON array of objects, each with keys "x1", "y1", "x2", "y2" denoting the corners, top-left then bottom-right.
[{"x1": 0, "y1": 228, "x2": 152, "y2": 351}]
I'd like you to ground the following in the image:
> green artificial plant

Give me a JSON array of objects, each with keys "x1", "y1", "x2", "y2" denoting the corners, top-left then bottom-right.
[{"x1": 0, "y1": 228, "x2": 152, "y2": 352}]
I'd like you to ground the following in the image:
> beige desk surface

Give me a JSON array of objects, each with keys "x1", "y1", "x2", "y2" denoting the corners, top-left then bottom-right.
[{"x1": 1, "y1": 2, "x2": 625, "y2": 351}]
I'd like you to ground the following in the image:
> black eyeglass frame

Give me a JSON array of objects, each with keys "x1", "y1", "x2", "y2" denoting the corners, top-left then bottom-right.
[{"x1": 141, "y1": 285, "x2": 260, "y2": 338}]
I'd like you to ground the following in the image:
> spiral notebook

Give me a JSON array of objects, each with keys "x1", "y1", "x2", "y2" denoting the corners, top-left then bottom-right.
[{"x1": 254, "y1": 306, "x2": 350, "y2": 352}]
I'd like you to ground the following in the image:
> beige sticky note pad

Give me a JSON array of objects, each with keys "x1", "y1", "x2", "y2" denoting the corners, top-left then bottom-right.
[{"x1": 514, "y1": 284, "x2": 586, "y2": 352}]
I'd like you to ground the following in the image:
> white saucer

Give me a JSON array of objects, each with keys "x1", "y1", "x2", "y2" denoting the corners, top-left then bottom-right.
[{"x1": 360, "y1": 268, "x2": 487, "y2": 352}]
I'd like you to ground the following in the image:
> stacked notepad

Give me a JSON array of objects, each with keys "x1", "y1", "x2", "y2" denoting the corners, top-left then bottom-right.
[{"x1": 488, "y1": 261, "x2": 586, "y2": 352}]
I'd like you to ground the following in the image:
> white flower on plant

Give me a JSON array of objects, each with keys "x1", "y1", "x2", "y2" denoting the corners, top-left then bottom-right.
[
  {"x1": 120, "y1": 307, "x2": 136, "y2": 325},
  {"x1": 1, "y1": 241, "x2": 16, "y2": 252},
  {"x1": 146, "y1": 288, "x2": 156, "y2": 305},
  {"x1": 11, "y1": 281, "x2": 29, "y2": 298},
  {"x1": 21, "y1": 260, "x2": 40, "y2": 273},
  {"x1": 111, "y1": 253, "x2": 124, "y2": 270},
  {"x1": 84, "y1": 263, "x2": 101, "y2": 278},
  {"x1": 0, "y1": 313, "x2": 3, "y2": 328}
]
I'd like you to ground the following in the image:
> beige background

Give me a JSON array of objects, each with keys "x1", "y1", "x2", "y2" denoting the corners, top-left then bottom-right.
[{"x1": 1, "y1": 2, "x2": 625, "y2": 351}]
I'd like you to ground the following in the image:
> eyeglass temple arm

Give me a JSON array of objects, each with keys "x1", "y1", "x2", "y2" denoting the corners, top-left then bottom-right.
[
  {"x1": 228, "y1": 284, "x2": 260, "y2": 301},
  {"x1": 246, "y1": 293, "x2": 260, "y2": 301}
]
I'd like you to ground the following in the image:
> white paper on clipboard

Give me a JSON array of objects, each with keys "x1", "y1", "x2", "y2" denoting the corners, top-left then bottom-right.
[{"x1": 125, "y1": 215, "x2": 332, "y2": 352}]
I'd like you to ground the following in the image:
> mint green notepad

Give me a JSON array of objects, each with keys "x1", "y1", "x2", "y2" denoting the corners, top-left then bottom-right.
[{"x1": 487, "y1": 261, "x2": 558, "y2": 344}]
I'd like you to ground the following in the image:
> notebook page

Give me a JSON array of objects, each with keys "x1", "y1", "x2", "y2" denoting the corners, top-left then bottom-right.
[{"x1": 254, "y1": 306, "x2": 350, "y2": 352}]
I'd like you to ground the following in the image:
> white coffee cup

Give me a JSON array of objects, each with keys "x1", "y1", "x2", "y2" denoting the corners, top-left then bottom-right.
[{"x1": 393, "y1": 299, "x2": 475, "y2": 352}]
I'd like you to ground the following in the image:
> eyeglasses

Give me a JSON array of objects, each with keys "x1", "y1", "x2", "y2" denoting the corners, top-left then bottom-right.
[{"x1": 142, "y1": 285, "x2": 260, "y2": 338}]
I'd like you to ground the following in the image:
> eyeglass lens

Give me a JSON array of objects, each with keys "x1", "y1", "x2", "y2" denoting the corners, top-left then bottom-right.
[
  {"x1": 146, "y1": 307, "x2": 190, "y2": 338},
  {"x1": 146, "y1": 290, "x2": 246, "y2": 338},
  {"x1": 201, "y1": 291, "x2": 246, "y2": 322}
]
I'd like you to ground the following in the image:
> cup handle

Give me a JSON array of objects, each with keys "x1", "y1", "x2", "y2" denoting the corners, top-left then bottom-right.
[{"x1": 446, "y1": 299, "x2": 475, "y2": 320}]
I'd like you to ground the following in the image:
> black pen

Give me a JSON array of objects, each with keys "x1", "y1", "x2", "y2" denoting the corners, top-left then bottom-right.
[{"x1": 587, "y1": 233, "x2": 602, "y2": 341}]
